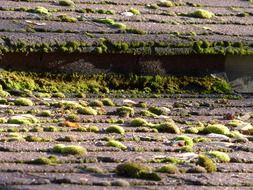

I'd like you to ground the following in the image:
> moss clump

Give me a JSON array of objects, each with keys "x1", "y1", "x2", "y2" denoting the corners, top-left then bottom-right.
[
  {"x1": 39, "y1": 110, "x2": 51, "y2": 117},
  {"x1": 116, "y1": 106, "x2": 134, "y2": 117},
  {"x1": 0, "y1": 90, "x2": 10, "y2": 97},
  {"x1": 86, "y1": 125, "x2": 100, "y2": 133},
  {"x1": 58, "y1": 15, "x2": 77, "y2": 23},
  {"x1": 173, "y1": 135, "x2": 194, "y2": 147},
  {"x1": 148, "y1": 107, "x2": 163, "y2": 115},
  {"x1": 158, "y1": 0, "x2": 174, "y2": 7},
  {"x1": 44, "y1": 126, "x2": 59, "y2": 132},
  {"x1": 14, "y1": 98, "x2": 34, "y2": 106},
  {"x1": 130, "y1": 118, "x2": 148, "y2": 127},
  {"x1": 7, "y1": 114, "x2": 38, "y2": 125},
  {"x1": 116, "y1": 162, "x2": 161, "y2": 181},
  {"x1": 207, "y1": 151, "x2": 230, "y2": 163},
  {"x1": 84, "y1": 166, "x2": 107, "y2": 174},
  {"x1": 140, "y1": 110, "x2": 156, "y2": 117},
  {"x1": 52, "y1": 92, "x2": 65, "y2": 98},
  {"x1": 106, "y1": 125, "x2": 125, "y2": 135},
  {"x1": 189, "y1": 9, "x2": 215, "y2": 19},
  {"x1": 150, "y1": 120, "x2": 181, "y2": 134},
  {"x1": 129, "y1": 8, "x2": 141, "y2": 15},
  {"x1": 196, "y1": 155, "x2": 217, "y2": 173},
  {"x1": 33, "y1": 6, "x2": 50, "y2": 15},
  {"x1": 202, "y1": 124, "x2": 230, "y2": 135},
  {"x1": 28, "y1": 156, "x2": 58, "y2": 165},
  {"x1": 89, "y1": 100, "x2": 103, "y2": 107},
  {"x1": 59, "y1": 0, "x2": 75, "y2": 6},
  {"x1": 101, "y1": 98, "x2": 114, "y2": 106},
  {"x1": 52, "y1": 144, "x2": 87, "y2": 156},
  {"x1": 106, "y1": 139, "x2": 127, "y2": 150},
  {"x1": 78, "y1": 107, "x2": 97, "y2": 115},
  {"x1": 157, "y1": 164, "x2": 179, "y2": 174}
]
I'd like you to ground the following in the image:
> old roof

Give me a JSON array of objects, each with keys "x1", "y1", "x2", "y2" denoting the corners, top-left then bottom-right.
[{"x1": 0, "y1": 0, "x2": 253, "y2": 55}]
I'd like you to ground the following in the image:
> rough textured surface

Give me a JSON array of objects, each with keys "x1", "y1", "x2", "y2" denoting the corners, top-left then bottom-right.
[
  {"x1": 0, "y1": 0, "x2": 253, "y2": 55},
  {"x1": 0, "y1": 91, "x2": 252, "y2": 189}
]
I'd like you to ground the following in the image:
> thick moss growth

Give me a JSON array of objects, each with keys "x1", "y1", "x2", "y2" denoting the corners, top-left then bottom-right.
[
  {"x1": 202, "y1": 124, "x2": 230, "y2": 135},
  {"x1": 78, "y1": 107, "x2": 97, "y2": 115},
  {"x1": 59, "y1": 0, "x2": 75, "y2": 6},
  {"x1": 7, "y1": 114, "x2": 38, "y2": 125},
  {"x1": 14, "y1": 98, "x2": 34, "y2": 106},
  {"x1": 0, "y1": 71, "x2": 232, "y2": 94},
  {"x1": 116, "y1": 162, "x2": 161, "y2": 181},
  {"x1": 106, "y1": 125, "x2": 125, "y2": 135},
  {"x1": 130, "y1": 118, "x2": 148, "y2": 127},
  {"x1": 207, "y1": 151, "x2": 230, "y2": 163},
  {"x1": 116, "y1": 106, "x2": 134, "y2": 117},
  {"x1": 196, "y1": 155, "x2": 217, "y2": 173},
  {"x1": 157, "y1": 164, "x2": 179, "y2": 174},
  {"x1": 106, "y1": 139, "x2": 127, "y2": 150},
  {"x1": 150, "y1": 120, "x2": 181, "y2": 133},
  {"x1": 173, "y1": 135, "x2": 194, "y2": 147},
  {"x1": 28, "y1": 156, "x2": 59, "y2": 165},
  {"x1": 52, "y1": 144, "x2": 87, "y2": 156},
  {"x1": 101, "y1": 98, "x2": 114, "y2": 106},
  {"x1": 33, "y1": 6, "x2": 50, "y2": 15},
  {"x1": 189, "y1": 9, "x2": 215, "y2": 19},
  {"x1": 148, "y1": 107, "x2": 164, "y2": 115}
]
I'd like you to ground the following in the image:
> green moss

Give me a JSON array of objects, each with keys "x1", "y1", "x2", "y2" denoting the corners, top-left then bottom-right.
[
  {"x1": 66, "y1": 114, "x2": 80, "y2": 122},
  {"x1": 44, "y1": 126, "x2": 59, "y2": 132},
  {"x1": 173, "y1": 135, "x2": 193, "y2": 147},
  {"x1": 116, "y1": 106, "x2": 134, "y2": 117},
  {"x1": 7, "y1": 114, "x2": 38, "y2": 125},
  {"x1": 83, "y1": 166, "x2": 107, "y2": 174},
  {"x1": 196, "y1": 155, "x2": 217, "y2": 173},
  {"x1": 33, "y1": 6, "x2": 50, "y2": 15},
  {"x1": 158, "y1": 0, "x2": 174, "y2": 7},
  {"x1": 59, "y1": 0, "x2": 75, "y2": 6},
  {"x1": 148, "y1": 107, "x2": 163, "y2": 115},
  {"x1": 150, "y1": 121, "x2": 181, "y2": 133},
  {"x1": 207, "y1": 151, "x2": 230, "y2": 163},
  {"x1": 52, "y1": 92, "x2": 65, "y2": 98},
  {"x1": 189, "y1": 9, "x2": 214, "y2": 19},
  {"x1": 151, "y1": 157, "x2": 184, "y2": 164},
  {"x1": 106, "y1": 125, "x2": 125, "y2": 135},
  {"x1": 0, "y1": 90, "x2": 10, "y2": 97},
  {"x1": 14, "y1": 98, "x2": 33, "y2": 106},
  {"x1": 89, "y1": 100, "x2": 103, "y2": 107},
  {"x1": 106, "y1": 139, "x2": 127, "y2": 150},
  {"x1": 130, "y1": 118, "x2": 148, "y2": 127},
  {"x1": 52, "y1": 144, "x2": 87, "y2": 156},
  {"x1": 116, "y1": 162, "x2": 161, "y2": 181},
  {"x1": 25, "y1": 135, "x2": 45, "y2": 142},
  {"x1": 101, "y1": 98, "x2": 114, "y2": 106},
  {"x1": 202, "y1": 124, "x2": 230, "y2": 135},
  {"x1": 58, "y1": 15, "x2": 77, "y2": 23},
  {"x1": 129, "y1": 8, "x2": 141, "y2": 15},
  {"x1": 39, "y1": 110, "x2": 51, "y2": 117},
  {"x1": 157, "y1": 164, "x2": 179, "y2": 174},
  {"x1": 28, "y1": 156, "x2": 59, "y2": 165},
  {"x1": 86, "y1": 125, "x2": 100, "y2": 133},
  {"x1": 78, "y1": 107, "x2": 97, "y2": 115}
]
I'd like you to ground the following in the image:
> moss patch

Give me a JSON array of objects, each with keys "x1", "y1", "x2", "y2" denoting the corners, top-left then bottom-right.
[
  {"x1": 52, "y1": 144, "x2": 87, "y2": 156},
  {"x1": 196, "y1": 155, "x2": 217, "y2": 173},
  {"x1": 106, "y1": 125, "x2": 125, "y2": 135},
  {"x1": 106, "y1": 139, "x2": 127, "y2": 150},
  {"x1": 116, "y1": 162, "x2": 161, "y2": 181}
]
